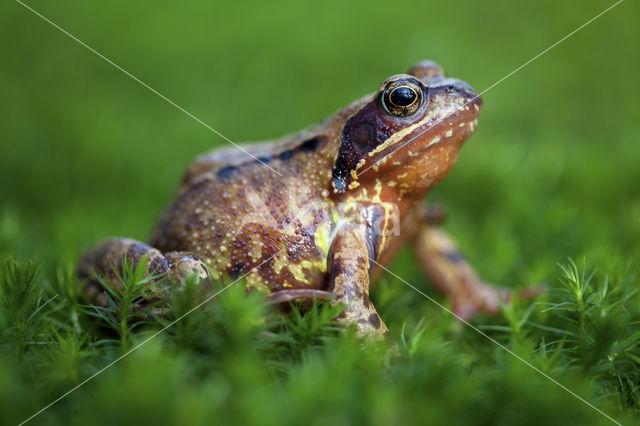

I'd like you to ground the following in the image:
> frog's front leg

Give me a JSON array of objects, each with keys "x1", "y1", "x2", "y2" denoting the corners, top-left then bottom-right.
[
  {"x1": 412, "y1": 205, "x2": 542, "y2": 319},
  {"x1": 78, "y1": 238, "x2": 207, "y2": 306},
  {"x1": 327, "y1": 224, "x2": 388, "y2": 337}
]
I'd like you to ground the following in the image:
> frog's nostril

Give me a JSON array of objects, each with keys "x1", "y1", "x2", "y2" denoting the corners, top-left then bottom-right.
[{"x1": 446, "y1": 82, "x2": 479, "y2": 101}]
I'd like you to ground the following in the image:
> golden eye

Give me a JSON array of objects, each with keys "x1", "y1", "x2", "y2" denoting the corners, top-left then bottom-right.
[
  {"x1": 382, "y1": 79, "x2": 423, "y2": 117},
  {"x1": 389, "y1": 86, "x2": 417, "y2": 108}
]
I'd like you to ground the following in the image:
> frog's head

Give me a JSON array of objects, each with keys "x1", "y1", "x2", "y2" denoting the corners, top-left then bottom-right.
[{"x1": 331, "y1": 60, "x2": 482, "y2": 202}]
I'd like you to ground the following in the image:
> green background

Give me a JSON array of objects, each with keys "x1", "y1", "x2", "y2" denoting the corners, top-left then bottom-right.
[{"x1": 1, "y1": 0, "x2": 639, "y2": 425}]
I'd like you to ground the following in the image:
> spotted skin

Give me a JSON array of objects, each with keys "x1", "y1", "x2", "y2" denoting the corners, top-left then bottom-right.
[{"x1": 79, "y1": 60, "x2": 531, "y2": 336}]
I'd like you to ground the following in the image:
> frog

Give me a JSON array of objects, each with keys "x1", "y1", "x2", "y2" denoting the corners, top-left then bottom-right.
[{"x1": 79, "y1": 60, "x2": 530, "y2": 337}]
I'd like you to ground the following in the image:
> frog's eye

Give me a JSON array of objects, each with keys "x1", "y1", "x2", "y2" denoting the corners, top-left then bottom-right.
[{"x1": 381, "y1": 79, "x2": 423, "y2": 117}]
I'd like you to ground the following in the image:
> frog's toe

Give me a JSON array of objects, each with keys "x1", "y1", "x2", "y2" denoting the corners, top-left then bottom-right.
[
  {"x1": 164, "y1": 251, "x2": 209, "y2": 283},
  {"x1": 492, "y1": 283, "x2": 547, "y2": 308},
  {"x1": 452, "y1": 283, "x2": 546, "y2": 320},
  {"x1": 451, "y1": 286, "x2": 502, "y2": 320},
  {"x1": 354, "y1": 312, "x2": 389, "y2": 339}
]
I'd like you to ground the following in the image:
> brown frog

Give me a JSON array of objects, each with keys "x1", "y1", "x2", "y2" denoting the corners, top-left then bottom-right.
[{"x1": 79, "y1": 60, "x2": 525, "y2": 337}]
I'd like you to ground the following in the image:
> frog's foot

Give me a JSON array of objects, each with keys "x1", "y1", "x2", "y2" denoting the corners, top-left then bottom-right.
[
  {"x1": 78, "y1": 238, "x2": 208, "y2": 307},
  {"x1": 448, "y1": 282, "x2": 546, "y2": 320},
  {"x1": 413, "y1": 206, "x2": 544, "y2": 320}
]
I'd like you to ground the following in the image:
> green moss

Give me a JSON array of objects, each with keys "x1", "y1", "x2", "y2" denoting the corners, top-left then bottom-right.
[{"x1": 1, "y1": 256, "x2": 639, "y2": 425}]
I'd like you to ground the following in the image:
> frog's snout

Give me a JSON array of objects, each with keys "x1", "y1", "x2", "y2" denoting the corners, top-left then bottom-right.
[
  {"x1": 446, "y1": 80, "x2": 483, "y2": 112},
  {"x1": 427, "y1": 78, "x2": 483, "y2": 116},
  {"x1": 449, "y1": 80, "x2": 477, "y2": 98}
]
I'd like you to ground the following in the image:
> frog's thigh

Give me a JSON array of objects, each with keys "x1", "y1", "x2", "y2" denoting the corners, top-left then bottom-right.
[
  {"x1": 411, "y1": 206, "x2": 508, "y2": 319},
  {"x1": 328, "y1": 225, "x2": 388, "y2": 337},
  {"x1": 78, "y1": 238, "x2": 207, "y2": 306}
]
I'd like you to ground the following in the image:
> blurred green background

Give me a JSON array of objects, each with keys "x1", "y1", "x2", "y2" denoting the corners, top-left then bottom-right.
[
  {"x1": 2, "y1": 0, "x2": 638, "y2": 276},
  {"x1": 1, "y1": 0, "x2": 639, "y2": 425}
]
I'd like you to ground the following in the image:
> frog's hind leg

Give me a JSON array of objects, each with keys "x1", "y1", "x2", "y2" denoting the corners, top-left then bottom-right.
[
  {"x1": 78, "y1": 238, "x2": 207, "y2": 307},
  {"x1": 412, "y1": 205, "x2": 542, "y2": 320}
]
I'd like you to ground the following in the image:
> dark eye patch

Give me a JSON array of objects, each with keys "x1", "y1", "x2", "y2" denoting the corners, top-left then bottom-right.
[
  {"x1": 332, "y1": 102, "x2": 398, "y2": 193},
  {"x1": 351, "y1": 122, "x2": 376, "y2": 151}
]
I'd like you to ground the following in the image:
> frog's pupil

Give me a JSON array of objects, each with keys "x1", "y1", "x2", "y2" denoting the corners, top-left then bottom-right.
[{"x1": 390, "y1": 86, "x2": 416, "y2": 107}]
